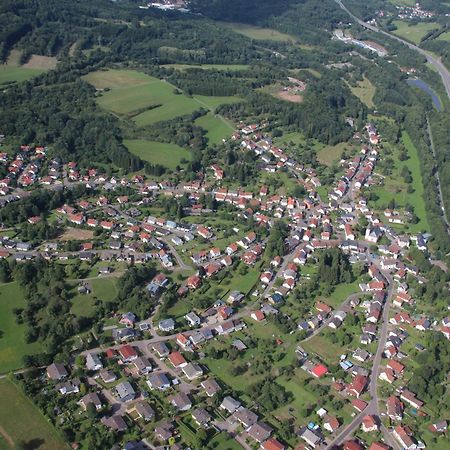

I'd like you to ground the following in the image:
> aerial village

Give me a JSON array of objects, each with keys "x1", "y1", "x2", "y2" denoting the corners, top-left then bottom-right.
[{"x1": 0, "y1": 116, "x2": 448, "y2": 450}]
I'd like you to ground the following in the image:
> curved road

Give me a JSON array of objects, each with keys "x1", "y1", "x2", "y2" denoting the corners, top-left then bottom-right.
[{"x1": 335, "y1": 0, "x2": 450, "y2": 100}]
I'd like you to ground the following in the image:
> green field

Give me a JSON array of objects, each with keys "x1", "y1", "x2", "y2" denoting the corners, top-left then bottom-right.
[
  {"x1": 195, "y1": 113, "x2": 233, "y2": 145},
  {"x1": 437, "y1": 31, "x2": 450, "y2": 42},
  {"x1": 0, "y1": 379, "x2": 68, "y2": 450},
  {"x1": 124, "y1": 139, "x2": 192, "y2": 169},
  {"x1": 371, "y1": 132, "x2": 429, "y2": 232},
  {"x1": 0, "y1": 282, "x2": 43, "y2": 374},
  {"x1": 0, "y1": 65, "x2": 44, "y2": 86},
  {"x1": 84, "y1": 69, "x2": 242, "y2": 126},
  {"x1": 223, "y1": 22, "x2": 297, "y2": 42},
  {"x1": 392, "y1": 21, "x2": 440, "y2": 45},
  {"x1": 162, "y1": 63, "x2": 249, "y2": 71},
  {"x1": 349, "y1": 77, "x2": 375, "y2": 108},
  {"x1": 317, "y1": 142, "x2": 349, "y2": 167}
]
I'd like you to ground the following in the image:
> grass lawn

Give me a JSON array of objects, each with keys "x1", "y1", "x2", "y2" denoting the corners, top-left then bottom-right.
[
  {"x1": 0, "y1": 282, "x2": 43, "y2": 374},
  {"x1": 161, "y1": 63, "x2": 249, "y2": 71},
  {"x1": 321, "y1": 278, "x2": 362, "y2": 308},
  {"x1": 207, "y1": 432, "x2": 243, "y2": 450},
  {"x1": 0, "y1": 65, "x2": 44, "y2": 86},
  {"x1": 317, "y1": 142, "x2": 349, "y2": 166},
  {"x1": 302, "y1": 334, "x2": 344, "y2": 363},
  {"x1": 392, "y1": 21, "x2": 440, "y2": 45},
  {"x1": 223, "y1": 265, "x2": 260, "y2": 295},
  {"x1": 437, "y1": 31, "x2": 450, "y2": 42},
  {"x1": 0, "y1": 379, "x2": 68, "y2": 449},
  {"x1": 371, "y1": 132, "x2": 429, "y2": 233},
  {"x1": 124, "y1": 139, "x2": 191, "y2": 170},
  {"x1": 349, "y1": 77, "x2": 376, "y2": 108},
  {"x1": 274, "y1": 131, "x2": 306, "y2": 146},
  {"x1": 90, "y1": 277, "x2": 118, "y2": 301},
  {"x1": 223, "y1": 22, "x2": 297, "y2": 42},
  {"x1": 195, "y1": 113, "x2": 234, "y2": 145},
  {"x1": 84, "y1": 69, "x2": 242, "y2": 126}
]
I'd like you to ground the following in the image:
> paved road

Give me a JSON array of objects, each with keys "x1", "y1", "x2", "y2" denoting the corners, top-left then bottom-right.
[{"x1": 335, "y1": 0, "x2": 450, "y2": 100}]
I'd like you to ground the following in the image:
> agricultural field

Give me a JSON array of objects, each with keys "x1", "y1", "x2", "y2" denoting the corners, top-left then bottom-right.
[
  {"x1": 392, "y1": 20, "x2": 440, "y2": 44},
  {"x1": 0, "y1": 379, "x2": 68, "y2": 450},
  {"x1": 223, "y1": 22, "x2": 298, "y2": 42},
  {"x1": 124, "y1": 139, "x2": 192, "y2": 170},
  {"x1": 349, "y1": 77, "x2": 376, "y2": 108},
  {"x1": 161, "y1": 63, "x2": 249, "y2": 71},
  {"x1": 0, "y1": 282, "x2": 43, "y2": 374},
  {"x1": 84, "y1": 69, "x2": 242, "y2": 127},
  {"x1": 195, "y1": 113, "x2": 233, "y2": 145}
]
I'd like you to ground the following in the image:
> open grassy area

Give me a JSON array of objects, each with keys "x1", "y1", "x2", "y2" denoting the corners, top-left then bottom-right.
[
  {"x1": 124, "y1": 139, "x2": 192, "y2": 169},
  {"x1": 0, "y1": 379, "x2": 68, "y2": 450},
  {"x1": 223, "y1": 22, "x2": 297, "y2": 42},
  {"x1": 392, "y1": 21, "x2": 440, "y2": 45},
  {"x1": 0, "y1": 282, "x2": 43, "y2": 374},
  {"x1": 0, "y1": 65, "x2": 44, "y2": 86},
  {"x1": 437, "y1": 31, "x2": 450, "y2": 42},
  {"x1": 371, "y1": 132, "x2": 429, "y2": 232},
  {"x1": 161, "y1": 63, "x2": 249, "y2": 71},
  {"x1": 84, "y1": 69, "x2": 241, "y2": 126},
  {"x1": 317, "y1": 142, "x2": 349, "y2": 166},
  {"x1": 207, "y1": 432, "x2": 243, "y2": 450},
  {"x1": 195, "y1": 113, "x2": 233, "y2": 145},
  {"x1": 349, "y1": 77, "x2": 376, "y2": 108}
]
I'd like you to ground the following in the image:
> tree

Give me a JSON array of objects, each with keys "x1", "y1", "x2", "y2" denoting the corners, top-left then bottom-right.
[{"x1": 86, "y1": 402, "x2": 97, "y2": 419}]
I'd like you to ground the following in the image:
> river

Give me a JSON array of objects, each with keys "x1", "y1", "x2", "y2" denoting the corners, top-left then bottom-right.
[{"x1": 406, "y1": 78, "x2": 443, "y2": 112}]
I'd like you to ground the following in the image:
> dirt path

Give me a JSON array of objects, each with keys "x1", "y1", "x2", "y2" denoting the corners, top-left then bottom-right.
[{"x1": 0, "y1": 425, "x2": 14, "y2": 448}]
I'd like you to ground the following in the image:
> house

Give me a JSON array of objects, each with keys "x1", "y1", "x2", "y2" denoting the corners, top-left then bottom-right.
[
  {"x1": 220, "y1": 396, "x2": 241, "y2": 414},
  {"x1": 159, "y1": 318, "x2": 175, "y2": 332},
  {"x1": 379, "y1": 368, "x2": 396, "y2": 384},
  {"x1": 56, "y1": 379, "x2": 80, "y2": 395},
  {"x1": 348, "y1": 375, "x2": 368, "y2": 398},
  {"x1": 299, "y1": 428, "x2": 321, "y2": 448},
  {"x1": 147, "y1": 373, "x2": 171, "y2": 391},
  {"x1": 361, "y1": 415, "x2": 378, "y2": 432},
  {"x1": 353, "y1": 348, "x2": 371, "y2": 363},
  {"x1": 312, "y1": 364, "x2": 328, "y2": 378},
  {"x1": 86, "y1": 353, "x2": 103, "y2": 371},
  {"x1": 116, "y1": 381, "x2": 135, "y2": 402},
  {"x1": 102, "y1": 415, "x2": 127, "y2": 432},
  {"x1": 400, "y1": 390, "x2": 423, "y2": 409},
  {"x1": 344, "y1": 440, "x2": 364, "y2": 450},
  {"x1": 187, "y1": 275, "x2": 202, "y2": 290},
  {"x1": 324, "y1": 415, "x2": 340, "y2": 433},
  {"x1": 132, "y1": 357, "x2": 153, "y2": 375},
  {"x1": 251, "y1": 310, "x2": 265, "y2": 322},
  {"x1": 80, "y1": 393, "x2": 102, "y2": 411},
  {"x1": 201, "y1": 378, "x2": 221, "y2": 397},
  {"x1": 393, "y1": 425, "x2": 417, "y2": 450},
  {"x1": 120, "y1": 312, "x2": 137, "y2": 327},
  {"x1": 352, "y1": 399, "x2": 368, "y2": 413},
  {"x1": 46, "y1": 363, "x2": 68, "y2": 380},
  {"x1": 185, "y1": 311, "x2": 201, "y2": 327},
  {"x1": 154, "y1": 422, "x2": 174, "y2": 442},
  {"x1": 118, "y1": 345, "x2": 138, "y2": 363},
  {"x1": 168, "y1": 351, "x2": 187, "y2": 368},
  {"x1": 387, "y1": 396, "x2": 403, "y2": 420},
  {"x1": 191, "y1": 408, "x2": 212, "y2": 427},
  {"x1": 429, "y1": 421, "x2": 447, "y2": 433},
  {"x1": 387, "y1": 359, "x2": 405, "y2": 375},
  {"x1": 234, "y1": 407, "x2": 258, "y2": 428},
  {"x1": 152, "y1": 342, "x2": 170, "y2": 358},
  {"x1": 261, "y1": 438, "x2": 285, "y2": 450},
  {"x1": 369, "y1": 443, "x2": 390, "y2": 450},
  {"x1": 182, "y1": 362, "x2": 203, "y2": 380},
  {"x1": 128, "y1": 402, "x2": 155, "y2": 422},
  {"x1": 170, "y1": 392, "x2": 192, "y2": 411},
  {"x1": 100, "y1": 369, "x2": 117, "y2": 384},
  {"x1": 247, "y1": 422, "x2": 273, "y2": 443}
]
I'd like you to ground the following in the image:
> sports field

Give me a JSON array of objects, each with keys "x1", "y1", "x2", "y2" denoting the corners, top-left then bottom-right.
[
  {"x1": 392, "y1": 21, "x2": 440, "y2": 45},
  {"x1": 84, "y1": 69, "x2": 241, "y2": 126},
  {"x1": 195, "y1": 113, "x2": 233, "y2": 145},
  {"x1": 0, "y1": 379, "x2": 68, "y2": 450},
  {"x1": 124, "y1": 139, "x2": 192, "y2": 169},
  {"x1": 0, "y1": 282, "x2": 43, "y2": 374}
]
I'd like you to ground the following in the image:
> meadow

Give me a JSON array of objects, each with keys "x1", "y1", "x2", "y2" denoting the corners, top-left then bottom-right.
[
  {"x1": 349, "y1": 77, "x2": 376, "y2": 108},
  {"x1": 223, "y1": 22, "x2": 297, "y2": 42},
  {"x1": 84, "y1": 69, "x2": 242, "y2": 127},
  {"x1": 161, "y1": 63, "x2": 249, "y2": 71},
  {"x1": 124, "y1": 139, "x2": 192, "y2": 169},
  {"x1": 392, "y1": 20, "x2": 440, "y2": 45},
  {"x1": 0, "y1": 282, "x2": 43, "y2": 374},
  {"x1": 195, "y1": 113, "x2": 233, "y2": 145},
  {"x1": 0, "y1": 66, "x2": 44, "y2": 86},
  {"x1": 0, "y1": 379, "x2": 68, "y2": 450}
]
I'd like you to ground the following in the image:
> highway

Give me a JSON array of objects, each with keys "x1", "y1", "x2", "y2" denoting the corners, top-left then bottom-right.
[{"x1": 335, "y1": 0, "x2": 450, "y2": 100}]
